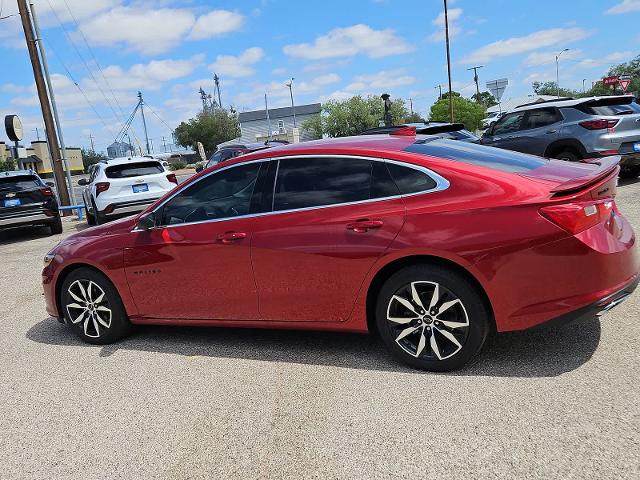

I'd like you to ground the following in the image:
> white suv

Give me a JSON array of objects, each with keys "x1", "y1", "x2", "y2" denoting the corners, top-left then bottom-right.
[{"x1": 79, "y1": 157, "x2": 177, "y2": 225}]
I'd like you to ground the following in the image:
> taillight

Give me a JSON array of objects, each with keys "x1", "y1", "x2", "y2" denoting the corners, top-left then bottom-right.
[
  {"x1": 540, "y1": 200, "x2": 614, "y2": 234},
  {"x1": 579, "y1": 119, "x2": 619, "y2": 130},
  {"x1": 166, "y1": 173, "x2": 178, "y2": 185},
  {"x1": 39, "y1": 187, "x2": 53, "y2": 196},
  {"x1": 95, "y1": 182, "x2": 110, "y2": 196}
]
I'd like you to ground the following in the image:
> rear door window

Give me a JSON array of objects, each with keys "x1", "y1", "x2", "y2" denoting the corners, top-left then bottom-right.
[
  {"x1": 386, "y1": 163, "x2": 437, "y2": 194},
  {"x1": 105, "y1": 161, "x2": 163, "y2": 179},
  {"x1": 492, "y1": 112, "x2": 525, "y2": 135},
  {"x1": 524, "y1": 108, "x2": 562, "y2": 129}
]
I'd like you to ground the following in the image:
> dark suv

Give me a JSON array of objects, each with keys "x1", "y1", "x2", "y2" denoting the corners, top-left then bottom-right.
[
  {"x1": 481, "y1": 95, "x2": 640, "y2": 177},
  {"x1": 0, "y1": 170, "x2": 62, "y2": 235},
  {"x1": 196, "y1": 141, "x2": 289, "y2": 172}
]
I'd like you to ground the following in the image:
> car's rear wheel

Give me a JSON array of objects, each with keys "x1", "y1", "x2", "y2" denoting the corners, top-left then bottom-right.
[
  {"x1": 85, "y1": 207, "x2": 96, "y2": 226},
  {"x1": 92, "y1": 200, "x2": 104, "y2": 225},
  {"x1": 375, "y1": 265, "x2": 490, "y2": 371},
  {"x1": 60, "y1": 267, "x2": 131, "y2": 344},
  {"x1": 619, "y1": 166, "x2": 640, "y2": 179},
  {"x1": 49, "y1": 216, "x2": 63, "y2": 235},
  {"x1": 553, "y1": 150, "x2": 580, "y2": 162}
]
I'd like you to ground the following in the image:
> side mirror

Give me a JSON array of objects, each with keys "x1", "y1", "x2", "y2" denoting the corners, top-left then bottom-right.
[
  {"x1": 77, "y1": 178, "x2": 88, "y2": 186},
  {"x1": 45, "y1": 181, "x2": 55, "y2": 187},
  {"x1": 195, "y1": 166, "x2": 204, "y2": 173},
  {"x1": 135, "y1": 211, "x2": 157, "y2": 231}
]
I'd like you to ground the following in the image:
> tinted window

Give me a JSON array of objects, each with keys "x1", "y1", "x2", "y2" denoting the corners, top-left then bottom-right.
[
  {"x1": 525, "y1": 108, "x2": 561, "y2": 129},
  {"x1": 578, "y1": 102, "x2": 640, "y2": 116},
  {"x1": 105, "y1": 161, "x2": 163, "y2": 179},
  {"x1": 371, "y1": 161, "x2": 400, "y2": 198},
  {"x1": 405, "y1": 139, "x2": 547, "y2": 173},
  {"x1": 273, "y1": 157, "x2": 371, "y2": 211},
  {"x1": 492, "y1": 112, "x2": 525, "y2": 135},
  {"x1": 0, "y1": 175, "x2": 42, "y2": 192},
  {"x1": 161, "y1": 163, "x2": 260, "y2": 225},
  {"x1": 386, "y1": 163, "x2": 437, "y2": 194}
]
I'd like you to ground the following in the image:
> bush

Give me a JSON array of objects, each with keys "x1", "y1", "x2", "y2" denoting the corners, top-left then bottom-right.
[
  {"x1": 0, "y1": 158, "x2": 17, "y2": 172},
  {"x1": 170, "y1": 161, "x2": 187, "y2": 171}
]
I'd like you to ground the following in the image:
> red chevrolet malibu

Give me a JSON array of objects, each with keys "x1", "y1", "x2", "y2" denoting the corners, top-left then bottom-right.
[{"x1": 42, "y1": 131, "x2": 639, "y2": 371}]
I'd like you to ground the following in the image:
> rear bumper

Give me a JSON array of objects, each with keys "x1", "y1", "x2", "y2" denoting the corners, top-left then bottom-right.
[
  {"x1": 0, "y1": 210, "x2": 57, "y2": 228},
  {"x1": 101, "y1": 198, "x2": 160, "y2": 218},
  {"x1": 532, "y1": 275, "x2": 638, "y2": 330}
]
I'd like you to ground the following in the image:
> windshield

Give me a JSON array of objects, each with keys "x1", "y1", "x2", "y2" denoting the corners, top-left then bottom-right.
[
  {"x1": 0, "y1": 175, "x2": 42, "y2": 192},
  {"x1": 579, "y1": 101, "x2": 640, "y2": 116},
  {"x1": 105, "y1": 161, "x2": 164, "y2": 179}
]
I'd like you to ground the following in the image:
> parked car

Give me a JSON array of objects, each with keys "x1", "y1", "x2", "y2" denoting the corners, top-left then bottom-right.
[
  {"x1": 43, "y1": 131, "x2": 638, "y2": 371},
  {"x1": 481, "y1": 111, "x2": 505, "y2": 129},
  {"x1": 360, "y1": 123, "x2": 480, "y2": 142},
  {"x1": 0, "y1": 170, "x2": 62, "y2": 235},
  {"x1": 79, "y1": 156, "x2": 178, "y2": 225},
  {"x1": 481, "y1": 95, "x2": 640, "y2": 177},
  {"x1": 196, "y1": 141, "x2": 289, "y2": 172}
]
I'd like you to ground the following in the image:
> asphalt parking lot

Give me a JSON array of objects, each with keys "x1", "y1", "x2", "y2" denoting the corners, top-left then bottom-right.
[{"x1": 1, "y1": 179, "x2": 638, "y2": 479}]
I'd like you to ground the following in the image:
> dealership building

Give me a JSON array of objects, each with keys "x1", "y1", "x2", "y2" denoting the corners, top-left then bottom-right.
[{"x1": 0, "y1": 140, "x2": 84, "y2": 176}]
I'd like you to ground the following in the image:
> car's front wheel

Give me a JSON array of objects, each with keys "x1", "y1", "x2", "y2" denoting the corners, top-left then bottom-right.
[
  {"x1": 60, "y1": 267, "x2": 131, "y2": 344},
  {"x1": 375, "y1": 265, "x2": 490, "y2": 371}
]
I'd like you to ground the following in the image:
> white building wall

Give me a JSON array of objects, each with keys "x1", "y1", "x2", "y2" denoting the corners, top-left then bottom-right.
[{"x1": 239, "y1": 114, "x2": 319, "y2": 143}]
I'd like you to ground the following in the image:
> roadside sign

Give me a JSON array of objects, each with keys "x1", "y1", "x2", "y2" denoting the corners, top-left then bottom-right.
[
  {"x1": 486, "y1": 78, "x2": 508, "y2": 102},
  {"x1": 197, "y1": 141, "x2": 206, "y2": 162},
  {"x1": 602, "y1": 76, "x2": 619, "y2": 86},
  {"x1": 619, "y1": 79, "x2": 631, "y2": 92}
]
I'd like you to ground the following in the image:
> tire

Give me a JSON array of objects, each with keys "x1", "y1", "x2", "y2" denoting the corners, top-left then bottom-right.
[
  {"x1": 49, "y1": 216, "x2": 63, "y2": 235},
  {"x1": 86, "y1": 207, "x2": 96, "y2": 226},
  {"x1": 619, "y1": 166, "x2": 640, "y2": 179},
  {"x1": 553, "y1": 150, "x2": 580, "y2": 162},
  {"x1": 375, "y1": 265, "x2": 490, "y2": 372},
  {"x1": 92, "y1": 200, "x2": 104, "y2": 225},
  {"x1": 59, "y1": 267, "x2": 131, "y2": 345}
]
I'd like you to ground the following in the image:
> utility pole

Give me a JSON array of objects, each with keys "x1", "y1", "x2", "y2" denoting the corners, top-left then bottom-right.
[
  {"x1": 555, "y1": 48, "x2": 569, "y2": 98},
  {"x1": 162, "y1": 136, "x2": 167, "y2": 152},
  {"x1": 265, "y1": 93, "x2": 272, "y2": 140},
  {"x1": 31, "y1": 2, "x2": 74, "y2": 204},
  {"x1": 467, "y1": 65, "x2": 484, "y2": 100},
  {"x1": 435, "y1": 84, "x2": 443, "y2": 99},
  {"x1": 199, "y1": 87, "x2": 208, "y2": 113},
  {"x1": 286, "y1": 78, "x2": 297, "y2": 128},
  {"x1": 213, "y1": 73, "x2": 222, "y2": 109},
  {"x1": 17, "y1": 0, "x2": 70, "y2": 206},
  {"x1": 89, "y1": 132, "x2": 95, "y2": 151},
  {"x1": 34, "y1": 127, "x2": 39, "y2": 141},
  {"x1": 409, "y1": 98, "x2": 414, "y2": 114},
  {"x1": 138, "y1": 91, "x2": 150, "y2": 155},
  {"x1": 582, "y1": 78, "x2": 587, "y2": 93},
  {"x1": 443, "y1": 0, "x2": 454, "y2": 123}
]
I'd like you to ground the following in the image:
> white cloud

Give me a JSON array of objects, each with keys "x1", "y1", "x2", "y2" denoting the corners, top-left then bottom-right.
[
  {"x1": 233, "y1": 74, "x2": 340, "y2": 109},
  {"x1": 78, "y1": 7, "x2": 195, "y2": 55},
  {"x1": 524, "y1": 49, "x2": 583, "y2": 66},
  {"x1": 283, "y1": 24, "x2": 413, "y2": 59},
  {"x1": 428, "y1": 8, "x2": 463, "y2": 42},
  {"x1": 209, "y1": 47, "x2": 265, "y2": 78},
  {"x1": 320, "y1": 90, "x2": 356, "y2": 102},
  {"x1": 460, "y1": 28, "x2": 591, "y2": 64},
  {"x1": 188, "y1": 10, "x2": 245, "y2": 40},
  {"x1": 345, "y1": 69, "x2": 416, "y2": 92},
  {"x1": 576, "y1": 51, "x2": 634, "y2": 69},
  {"x1": 606, "y1": 0, "x2": 640, "y2": 14}
]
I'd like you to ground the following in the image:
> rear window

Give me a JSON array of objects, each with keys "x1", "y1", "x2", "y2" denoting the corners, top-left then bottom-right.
[
  {"x1": 105, "y1": 161, "x2": 163, "y2": 179},
  {"x1": 0, "y1": 175, "x2": 42, "y2": 192},
  {"x1": 404, "y1": 139, "x2": 547, "y2": 173},
  {"x1": 386, "y1": 163, "x2": 437, "y2": 193},
  {"x1": 576, "y1": 101, "x2": 640, "y2": 116}
]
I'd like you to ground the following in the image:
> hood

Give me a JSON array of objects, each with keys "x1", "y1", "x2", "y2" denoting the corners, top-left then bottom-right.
[{"x1": 66, "y1": 215, "x2": 138, "y2": 242}]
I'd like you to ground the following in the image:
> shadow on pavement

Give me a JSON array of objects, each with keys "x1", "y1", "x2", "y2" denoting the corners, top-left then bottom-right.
[
  {"x1": 618, "y1": 176, "x2": 640, "y2": 187},
  {"x1": 0, "y1": 225, "x2": 54, "y2": 245},
  {"x1": 27, "y1": 315, "x2": 601, "y2": 378}
]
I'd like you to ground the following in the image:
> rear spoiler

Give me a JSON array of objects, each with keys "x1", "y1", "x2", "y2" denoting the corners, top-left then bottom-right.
[
  {"x1": 550, "y1": 156, "x2": 621, "y2": 194},
  {"x1": 416, "y1": 123, "x2": 465, "y2": 134}
]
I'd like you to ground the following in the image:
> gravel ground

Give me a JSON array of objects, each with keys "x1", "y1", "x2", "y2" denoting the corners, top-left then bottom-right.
[{"x1": 0, "y1": 179, "x2": 638, "y2": 480}]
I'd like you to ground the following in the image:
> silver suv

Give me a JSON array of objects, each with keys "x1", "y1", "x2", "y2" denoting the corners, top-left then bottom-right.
[{"x1": 481, "y1": 95, "x2": 640, "y2": 178}]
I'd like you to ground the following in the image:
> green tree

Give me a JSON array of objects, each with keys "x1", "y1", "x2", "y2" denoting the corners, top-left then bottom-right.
[
  {"x1": 403, "y1": 112, "x2": 427, "y2": 123},
  {"x1": 174, "y1": 109, "x2": 240, "y2": 156},
  {"x1": 81, "y1": 148, "x2": 106, "y2": 172},
  {"x1": 0, "y1": 158, "x2": 16, "y2": 172},
  {"x1": 607, "y1": 54, "x2": 640, "y2": 94},
  {"x1": 301, "y1": 114, "x2": 323, "y2": 139},
  {"x1": 429, "y1": 92, "x2": 486, "y2": 131},
  {"x1": 532, "y1": 81, "x2": 580, "y2": 97},
  {"x1": 472, "y1": 91, "x2": 498, "y2": 107},
  {"x1": 302, "y1": 95, "x2": 409, "y2": 138}
]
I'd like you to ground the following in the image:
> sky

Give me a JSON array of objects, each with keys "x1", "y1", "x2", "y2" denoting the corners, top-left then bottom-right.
[{"x1": 0, "y1": 0, "x2": 638, "y2": 154}]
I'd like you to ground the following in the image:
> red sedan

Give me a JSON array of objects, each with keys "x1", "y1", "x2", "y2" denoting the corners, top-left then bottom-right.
[{"x1": 42, "y1": 131, "x2": 639, "y2": 371}]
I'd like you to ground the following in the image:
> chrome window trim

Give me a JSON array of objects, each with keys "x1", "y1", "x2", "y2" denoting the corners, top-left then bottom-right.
[{"x1": 138, "y1": 154, "x2": 449, "y2": 230}]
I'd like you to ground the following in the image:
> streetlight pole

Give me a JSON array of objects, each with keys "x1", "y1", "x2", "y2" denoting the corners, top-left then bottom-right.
[
  {"x1": 467, "y1": 65, "x2": 484, "y2": 100},
  {"x1": 555, "y1": 48, "x2": 569, "y2": 98},
  {"x1": 286, "y1": 78, "x2": 297, "y2": 128},
  {"x1": 582, "y1": 78, "x2": 587, "y2": 94},
  {"x1": 443, "y1": 0, "x2": 454, "y2": 122}
]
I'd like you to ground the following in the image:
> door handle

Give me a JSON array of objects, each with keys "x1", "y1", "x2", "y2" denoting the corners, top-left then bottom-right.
[
  {"x1": 346, "y1": 220, "x2": 383, "y2": 233},
  {"x1": 546, "y1": 129, "x2": 557, "y2": 134},
  {"x1": 217, "y1": 231, "x2": 247, "y2": 244}
]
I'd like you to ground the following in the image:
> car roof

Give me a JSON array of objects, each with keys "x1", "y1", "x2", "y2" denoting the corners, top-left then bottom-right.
[
  {"x1": 511, "y1": 95, "x2": 634, "y2": 113},
  {"x1": 0, "y1": 169, "x2": 38, "y2": 178},
  {"x1": 100, "y1": 156, "x2": 161, "y2": 166}
]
